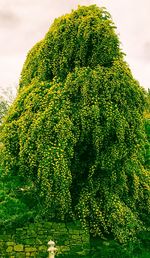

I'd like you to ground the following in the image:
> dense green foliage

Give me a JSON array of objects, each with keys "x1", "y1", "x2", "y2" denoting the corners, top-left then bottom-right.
[
  {"x1": 0, "y1": 167, "x2": 35, "y2": 229},
  {"x1": 143, "y1": 90, "x2": 150, "y2": 169},
  {"x1": 0, "y1": 96, "x2": 8, "y2": 124},
  {"x1": 144, "y1": 119, "x2": 150, "y2": 168},
  {"x1": 19, "y1": 5, "x2": 122, "y2": 88},
  {"x1": 0, "y1": 5, "x2": 150, "y2": 245}
]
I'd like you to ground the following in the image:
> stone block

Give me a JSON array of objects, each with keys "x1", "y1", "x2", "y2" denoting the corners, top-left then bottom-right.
[
  {"x1": 14, "y1": 244, "x2": 24, "y2": 252},
  {"x1": 38, "y1": 245, "x2": 47, "y2": 251},
  {"x1": 64, "y1": 240, "x2": 70, "y2": 245},
  {"x1": 71, "y1": 234, "x2": 82, "y2": 240},
  {"x1": 25, "y1": 247, "x2": 37, "y2": 252},
  {"x1": 6, "y1": 246, "x2": 13, "y2": 252},
  {"x1": 27, "y1": 230, "x2": 36, "y2": 237},
  {"x1": 6, "y1": 242, "x2": 15, "y2": 246},
  {"x1": 0, "y1": 241, "x2": 5, "y2": 246},
  {"x1": 59, "y1": 245, "x2": 70, "y2": 253},
  {"x1": 52, "y1": 222, "x2": 66, "y2": 229},
  {"x1": 76, "y1": 249, "x2": 90, "y2": 256},
  {"x1": 70, "y1": 244, "x2": 83, "y2": 253}
]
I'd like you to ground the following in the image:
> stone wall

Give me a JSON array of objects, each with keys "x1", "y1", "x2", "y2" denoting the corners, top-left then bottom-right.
[{"x1": 0, "y1": 221, "x2": 90, "y2": 257}]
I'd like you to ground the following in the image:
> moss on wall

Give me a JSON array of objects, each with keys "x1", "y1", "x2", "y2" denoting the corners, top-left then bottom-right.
[{"x1": 0, "y1": 221, "x2": 90, "y2": 257}]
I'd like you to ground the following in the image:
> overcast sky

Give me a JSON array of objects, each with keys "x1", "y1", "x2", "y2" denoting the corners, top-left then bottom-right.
[{"x1": 0, "y1": 0, "x2": 150, "y2": 97}]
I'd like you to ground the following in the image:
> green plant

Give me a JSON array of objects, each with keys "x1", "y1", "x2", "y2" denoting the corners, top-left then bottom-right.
[
  {"x1": 144, "y1": 118, "x2": 150, "y2": 168},
  {"x1": 0, "y1": 166, "x2": 36, "y2": 230},
  {"x1": 1, "y1": 5, "x2": 150, "y2": 245},
  {"x1": 0, "y1": 96, "x2": 8, "y2": 124}
]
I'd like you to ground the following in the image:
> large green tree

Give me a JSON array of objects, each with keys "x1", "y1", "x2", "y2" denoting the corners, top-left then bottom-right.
[{"x1": 1, "y1": 5, "x2": 150, "y2": 244}]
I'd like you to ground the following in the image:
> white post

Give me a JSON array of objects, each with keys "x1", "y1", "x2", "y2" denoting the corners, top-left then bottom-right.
[{"x1": 48, "y1": 240, "x2": 57, "y2": 258}]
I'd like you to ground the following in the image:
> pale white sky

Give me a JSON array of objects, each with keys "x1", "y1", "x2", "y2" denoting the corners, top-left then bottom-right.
[{"x1": 0, "y1": 0, "x2": 150, "y2": 97}]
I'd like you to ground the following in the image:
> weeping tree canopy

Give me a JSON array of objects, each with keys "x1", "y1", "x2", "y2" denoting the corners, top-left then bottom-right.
[{"x1": 1, "y1": 5, "x2": 150, "y2": 244}]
